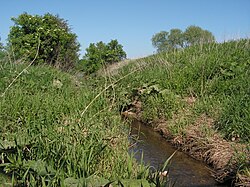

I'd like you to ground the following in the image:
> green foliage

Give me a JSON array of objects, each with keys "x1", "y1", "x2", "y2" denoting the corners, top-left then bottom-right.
[
  {"x1": 0, "y1": 39, "x2": 3, "y2": 50},
  {"x1": 168, "y1": 29, "x2": 184, "y2": 49},
  {"x1": 136, "y1": 82, "x2": 182, "y2": 121},
  {"x1": 151, "y1": 31, "x2": 170, "y2": 52},
  {"x1": 184, "y1": 25, "x2": 215, "y2": 46},
  {"x1": 217, "y1": 94, "x2": 250, "y2": 141},
  {"x1": 82, "y1": 39, "x2": 126, "y2": 74},
  {"x1": 152, "y1": 25, "x2": 215, "y2": 52},
  {"x1": 8, "y1": 13, "x2": 80, "y2": 70},
  {"x1": 105, "y1": 39, "x2": 249, "y2": 185},
  {"x1": 0, "y1": 63, "x2": 149, "y2": 186},
  {"x1": 113, "y1": 39, "x2": 250, "y2": 142}
]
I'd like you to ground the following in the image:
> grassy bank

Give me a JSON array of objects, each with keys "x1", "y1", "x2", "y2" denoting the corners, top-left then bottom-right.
[
  {"x1": 0, "y1": 62, "x2": 154, "y2": 186},
  {"x1": 0, "y1": 39, "x2": 249, "y2": 186},
  {"x1": 105, "y1": 39, "x2": 250, "y2": 185}
]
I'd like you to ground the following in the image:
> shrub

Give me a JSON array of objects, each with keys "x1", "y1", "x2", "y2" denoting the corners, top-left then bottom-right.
[
  {"x1": 83, "y1": 39, "x2": 126, "y2": 74},
  {"x1": 8, "y1": 13, "x2": 80, "y2": 70}
]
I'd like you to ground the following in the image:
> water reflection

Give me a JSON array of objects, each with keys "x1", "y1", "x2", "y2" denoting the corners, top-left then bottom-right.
[{"x1": 129, "y1": 120, "x2": 228, "y2": 187}]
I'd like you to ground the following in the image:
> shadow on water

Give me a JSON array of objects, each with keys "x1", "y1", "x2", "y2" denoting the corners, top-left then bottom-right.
[{"x1": 129, "y1": 120, "x2": 229, "y2": 187}]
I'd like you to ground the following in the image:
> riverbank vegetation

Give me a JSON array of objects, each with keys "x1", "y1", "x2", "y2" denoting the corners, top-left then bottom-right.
[
  {"x1": 107, "y1": 39, "x2": 250, "y2": 186},
  {"x1": 0, "y1": 62, "x2": 155, "y2": 186},
  {"x1": 1, "y1": 12, "x2": 249, "y2": 186},
  {"x1": 0, "y1": 13, "x2": 172, "y2": 187}
]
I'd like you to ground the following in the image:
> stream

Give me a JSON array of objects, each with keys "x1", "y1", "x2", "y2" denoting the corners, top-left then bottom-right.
[{"x1": 129, "y1": 120, "x2": 229, "y2": 187}]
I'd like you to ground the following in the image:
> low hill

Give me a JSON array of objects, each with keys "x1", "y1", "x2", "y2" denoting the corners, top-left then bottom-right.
[
  {"x1": 0, "y1": 39, "x2": 249, "y2": 186},
  {"x1": 106, "y1": 39, "x2": 250, "y2": 185},
  {"x1": 0, "y1": 63, "x2": 150, "y2": 186}
]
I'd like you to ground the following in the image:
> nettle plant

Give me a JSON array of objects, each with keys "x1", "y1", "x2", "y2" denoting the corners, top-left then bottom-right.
[{"x1": 8, "y1": 13, "x2": 80, "y2": 70}]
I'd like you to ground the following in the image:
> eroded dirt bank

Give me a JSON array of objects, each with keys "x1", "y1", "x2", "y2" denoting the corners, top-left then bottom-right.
[
  {"x1": 130, "y1": 120, "x2": 229, "y2": 187},
  {"x1": 122, "y1": 98, "x2": 250, "y2": 186}
]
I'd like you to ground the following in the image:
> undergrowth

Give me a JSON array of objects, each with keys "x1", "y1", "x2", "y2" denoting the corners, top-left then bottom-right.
[
  {"x1": 113, "y1": 39, "x2": 250, "y2": 143},
  {"x1": 0, "y1": 62, "x2": 155, "y2": 186},
  {"x1": 0, "y1": 39, "x2": 249, "y2": 186},
  {"x1": 106, "y1": 39, "x2": 250, "y2": 185}
]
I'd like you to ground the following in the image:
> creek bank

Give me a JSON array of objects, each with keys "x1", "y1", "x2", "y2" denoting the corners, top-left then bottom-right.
[
  {"x1": 129, "y1": 120, "x2": 229, "y2": 187},
  {"x1": 121, "y1": 99, "x2": 249, "y2": 186}
]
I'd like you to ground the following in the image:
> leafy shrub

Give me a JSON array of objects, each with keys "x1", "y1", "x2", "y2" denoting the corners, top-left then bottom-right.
[
  {"x1": 8, "y1": 13, "x2": 80, "y2": 70},
  {"x1": 82, "y1": 39, "x2": 126, "y2": 74}
]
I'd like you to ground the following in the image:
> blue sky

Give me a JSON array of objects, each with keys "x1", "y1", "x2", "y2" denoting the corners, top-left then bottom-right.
[{"x1": 0, "y1": 0, "x2": 250, "y2": 58}]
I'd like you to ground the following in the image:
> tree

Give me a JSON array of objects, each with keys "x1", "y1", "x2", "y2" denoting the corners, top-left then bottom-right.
[
  {"x1": 184, "y1": 25, "x2": 215, "y2": 46},
  {"x1": 151, "y1": 26, "x2": 215, "y2": 52},
  {"x1": 8, "y1": 13, "x2": 80, "y2": 70},
  {"x1": 106, "y1": 39, "x2": 126, "y2": 63},
  {"x1": 168, "y1": 29, "x2": 184, "y2": 49},
  {"x1": 83, "y1": 42, "x2": 106, "y2": 73},
  {"x1": 151, "y1": 31, "x2": 170, "y2": 52},
  {"x1": 82, "y1": 39, "x2": 126, "y2": 74}
]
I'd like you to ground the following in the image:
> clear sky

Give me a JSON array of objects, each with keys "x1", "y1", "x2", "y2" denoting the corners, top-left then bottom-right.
[{"x1": 0, "y1": 0, "x2": 250, "y2": 58}]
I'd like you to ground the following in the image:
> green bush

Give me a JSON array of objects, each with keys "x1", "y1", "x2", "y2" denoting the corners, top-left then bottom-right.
[
  {"x1": 8, "y1": 13, "x2": 80, "y2": 70},
  {"x1": 82, "y1": 39, "x2": 126, "y2": 74}
]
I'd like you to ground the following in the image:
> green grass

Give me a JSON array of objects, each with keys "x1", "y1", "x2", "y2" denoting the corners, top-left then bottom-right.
[
  {"x1": 112, "y1": 39, "x2": 250, "y2": 142},
  {"x1": 0, "y1": 62, "x2": 152, "y2": 186},
  {"x1": 106, "y1": 39, "x2": 250, "y2": 185},
  {"x1": 1, "y1": 39, "x2": 249, "y2": 186}
]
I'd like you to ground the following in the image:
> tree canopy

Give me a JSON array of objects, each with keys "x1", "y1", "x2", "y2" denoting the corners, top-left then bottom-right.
[
  {"x1": 8, "y1": 13, "x2": 80, "y2": 70},
  {"x1": 184, "y1": 25, "x2": 215, "y2": 46},
  {"x1": 80, "y1": 39, "x2": 126, "y2": 74},
  {"x1": 152, "y1": 25, "x2": 215, "y2": 52}
]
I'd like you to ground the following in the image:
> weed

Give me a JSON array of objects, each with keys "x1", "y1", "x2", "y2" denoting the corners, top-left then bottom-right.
[{"x1": 0, "y1": 62, "x2": 150, "y2": 186}]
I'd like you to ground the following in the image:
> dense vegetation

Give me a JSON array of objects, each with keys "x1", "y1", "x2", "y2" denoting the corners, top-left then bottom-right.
[
  {"x1": 79, "y1": 40, "x2": 127, "y2": 74},
  {"x1": 0, "y1": 62, "x2": 154, "y2": 186},
  {"x1": 0, "y1": 40, "x2": 5, "y2": 60},
  {"x1": 1, "y1": 38, "x2": 249, "y2": 186},
  {"x1": 115, "y1": 39, "x2": 250, "y2": 142},
  {"x1": 107, "y1": 39, "x2": 249, "y2": 185},
  {"x1": 1, "y1": 12, "x2": 249, "y2": 186},
  {"x1": 152, "y1": 25, "x2": 215, "y2": 52},
  {"x1": 8, "y1": 13, "x2": 80, "y2": 70}
]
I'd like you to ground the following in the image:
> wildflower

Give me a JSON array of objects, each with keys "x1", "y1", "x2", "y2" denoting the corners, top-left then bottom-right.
[{"x1": 159, "y1": 170, "x2": 168, "y2": 177}]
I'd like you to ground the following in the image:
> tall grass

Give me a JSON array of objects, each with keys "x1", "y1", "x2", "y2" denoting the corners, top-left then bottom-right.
[
  {"x1": 1, "y1": 39, "x2": 249, "y2": 186},
  {"x1": 112, "y1": 39, "x2": 250, "y2": 142},
  {"x1": 0, "y1": 62, "x2": 151, "y2": 186},
  {"x1": 104, "y1": 39, "x2": 250, "y2": 185}
]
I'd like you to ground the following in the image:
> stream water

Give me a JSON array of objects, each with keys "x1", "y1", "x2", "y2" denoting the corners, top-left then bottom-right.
[{"x1": 129, "y1": 120, "x2": 229, "y2": 187}]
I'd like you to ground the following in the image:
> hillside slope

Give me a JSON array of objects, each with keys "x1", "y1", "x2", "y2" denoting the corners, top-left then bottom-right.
[
  {"x1": 107, "y1": 39, "x2": 250, "y2": 185},
  {"x1": 0, "y1": 63, "x2": 150, "y2": 186}
]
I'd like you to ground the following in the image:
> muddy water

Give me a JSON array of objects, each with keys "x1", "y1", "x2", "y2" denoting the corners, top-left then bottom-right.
[{"x1": 129, "y1": 120, "x2": 229, "y2": 187}]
